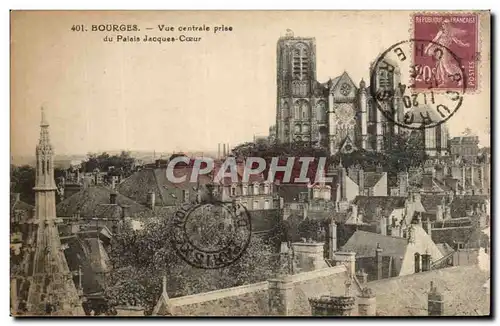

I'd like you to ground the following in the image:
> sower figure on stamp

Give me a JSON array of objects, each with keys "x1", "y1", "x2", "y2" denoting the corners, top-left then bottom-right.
[{"x1": 424, "y1": 19, "x2": 470, "y2": 86}]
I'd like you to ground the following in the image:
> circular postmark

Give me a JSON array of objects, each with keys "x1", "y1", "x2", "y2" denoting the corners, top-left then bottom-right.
[
  {"x1": 170, "y1": 200, "x2": 252, "y2": 269},
  {"x1": 370, "y1": 39, "x2": 467, "y2": 130}
]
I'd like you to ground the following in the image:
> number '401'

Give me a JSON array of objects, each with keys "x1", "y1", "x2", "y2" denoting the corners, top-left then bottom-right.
[{"x1": 71, "y1": 25, "x2": 85, "y2": 32}]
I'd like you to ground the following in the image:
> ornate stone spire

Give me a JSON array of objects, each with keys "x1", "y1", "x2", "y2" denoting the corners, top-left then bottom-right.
[
  {"x1": 26, "y1": 106, "x2": 83, "y2": 315},
  {"x1": 35, "y1": 107, "x2": 56, "y2": 190}
]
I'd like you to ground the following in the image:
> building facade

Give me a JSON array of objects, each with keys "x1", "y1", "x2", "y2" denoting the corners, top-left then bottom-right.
[
  {"x1": 274, "y1": 30, "x2": 404, "y2": 154},
  {"x1": 274, "y1": 30, "x2": 452, "y2": 157}
]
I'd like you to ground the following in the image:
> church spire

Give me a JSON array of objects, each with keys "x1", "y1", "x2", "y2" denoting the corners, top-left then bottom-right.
[
  {"x1": 27, "y1": 105, "x2": 84, "y2": 315},
  {"x1": 35, "y1": 106, "x2": 56, "y2": 190},
  {"x1": 41, "y1": 106, "x2": 49, "y2": 127}
]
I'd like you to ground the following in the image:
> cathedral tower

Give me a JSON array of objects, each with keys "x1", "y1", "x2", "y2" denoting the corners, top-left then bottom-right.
[
  {"x1": 276, "y1": 29, "x2": 318, "y2": 145},
  {"x1": 26, "y1": 107, "x2": 83, "y2": 315}
]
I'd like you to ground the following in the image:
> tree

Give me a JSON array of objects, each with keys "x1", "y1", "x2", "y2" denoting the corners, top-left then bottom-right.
[
  {"x1": 10, "y1": 165, "x2": 65, "y2": 205},
  {"x1": 81, "y1": 151, "x2": 136, "y2": 177},
  {"x1": 105, "y1": 217, "x2": 280, "y2": 314}
]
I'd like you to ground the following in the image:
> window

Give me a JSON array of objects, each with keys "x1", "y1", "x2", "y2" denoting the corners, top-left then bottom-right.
[
  {"x1": 292, "y1": 43, "x2": 309, "y2": 80},
  {"x1": 242, "y1": 184, "x2": 248, "y2": 196},
  {"x1": 182, "y1": 190, "x2": 189, "y2": 202},
  {"x1": 264, "y1": 200, "x2": 270, "y2": 209},
  {"x1": 414, "y1": 253, "x2": 421, "y2": 273},
  {"x1": 254, "y1": 200, "x2": 259, "y2": 210},
  {"x1": 253, "y1": 183, "x2": 259, "y2": 195}
]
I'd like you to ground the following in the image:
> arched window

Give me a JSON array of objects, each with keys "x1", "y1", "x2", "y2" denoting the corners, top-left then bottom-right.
[
  {"x1": 292, "y1": 43, "x2": 309, "y2": 80},
  {"x1": 295, "y1": 100, "x2": 311, "y2": 120},
  {"x1": 295, "y1": 124, "x2": 301, "y2": 134}
]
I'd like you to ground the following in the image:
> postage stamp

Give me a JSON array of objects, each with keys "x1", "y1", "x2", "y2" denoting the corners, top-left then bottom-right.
[
  {"x1": 370, "y1": 39, "x2": 465, "y2": 130},
  {"x1": 412, "y1": 13, "x2": 479, "y2": 91}
]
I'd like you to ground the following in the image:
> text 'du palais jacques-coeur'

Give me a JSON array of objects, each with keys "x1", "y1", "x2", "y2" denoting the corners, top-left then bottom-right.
[{"x1": 70, "y1": 23, "x2": 234, "y2": 44}]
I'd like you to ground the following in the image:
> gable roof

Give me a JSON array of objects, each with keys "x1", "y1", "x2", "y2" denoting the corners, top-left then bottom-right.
[
  {"x1": 420, "y1": 195, "x2": 447, "y2": 214},
  {"x1": 10, "y1": 194, "x2": 33, "y2": 213},
  {"x1": 341, "y1": 230, "x2": 408, "y2": 259},
  {"x1": 117, "y1": 167, "x2": 214, "y2": 206},
  {"x1": 449, "y1": 195, "x2": 488, "y2": 218},
  {"x1": 353, "y1": 196, "x2": 406, "y2": 223},
  {"x1": 339, "y1": 135, "x2": 357, "y2": 154},
  {"x1": 329, "y1": 71, "x2": 357, "y2": 94},
  {"x1": 56, "y1": 186, "x2": 150, "y2": 218},
  {"x1": 368, "y1": 265, "x2": 490, "y2": 316},
  {"x1": 363, "y1": 172, "x2": 385, "y2": 189}
]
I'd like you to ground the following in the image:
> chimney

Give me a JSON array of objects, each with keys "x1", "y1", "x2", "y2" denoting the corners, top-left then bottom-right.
[
  {"x1": 435, "y1": 204, "x2": 444, "y2": 222},
  {"x1": 356, "y1": 269, "x2": 368, "y2": 284},
  {"x1": 357, "y1": 287, "x2": 376, "y2": 316},
  {"x1": 218, "y1": 143, "x2": 221, "y2": 159},
  {"x1": 156, "y1": 159, "x2": 161, "y2": 168},
  {"x1": 309, "y1": 295, "x2": 356, "y2": 316},
  {"x1": 425, "y1": 218, "x2": 432, "y2": 237},
  {"x1": 376, "y1": 164, "x2": 383, "y2": 173},
  {"x1": 121, "y1": 205, "x2": 130, "y2": 220},
  {"x1": 398, "y1": 171, "x2": 408, "y2": 197},
  {"x1": 461, "y1": 165, "x2": 466, "y2": 193},
  {"x1": 334, "y1": 251, "x2": 356, "y2": 277},
  {"x1": 110, "y1": 192, "x2": 117, "y2": 205},
  {"x1": 375, "y1": 243, "x2": 383, "y2": 280},
  {"x1": 292, "y1": 242, "x2": 328, "y2": 271},
  {"x1": 379, "y1": 216, "x2": 387, "y2": 236},
  {"x1": 358, "y1": 168, "x2": 365, "y2": 194},
  {"x1": 328, "y1": 221, "x2": 337, "y2": 259},
  {"x1": 421, "y1": 251, "x2": 431, "y2": 272},
  {"x1": 422, "y1": 172, "x2": 433, "y2": 190},
  {"x1": 268, "y1": 276, "x2": 294, "y2": 316},
  {"x1": 339, "y1": 164, "x2": 347, "y2": 201},
  {"x1": 428, "y1": 282, "x2": 444, "y2": 316},
  {"x1": 350, "y1": 204, "x2": 358, "y2": 221},
  {"x1": 147, "y1": 191, "x2": 156, "y2": 210},
  {"x1": 444, "y1": 206, "x2": 451, "y2": 220}
]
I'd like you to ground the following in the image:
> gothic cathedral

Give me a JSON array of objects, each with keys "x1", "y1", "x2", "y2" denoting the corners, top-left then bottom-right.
[{"x1": 275, "y1": 30, "x2": 403, "y2": 155}]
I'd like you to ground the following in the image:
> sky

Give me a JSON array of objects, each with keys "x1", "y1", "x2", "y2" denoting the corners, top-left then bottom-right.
[{"x1": 10, "y1": 11, "x2": 491, "y2": 157}]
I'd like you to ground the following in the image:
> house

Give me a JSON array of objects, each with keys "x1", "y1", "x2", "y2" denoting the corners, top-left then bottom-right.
[
  {"x1": 347, "y1": 164, "x2": 387, "y2": 197},
  {"x1": 151, "y1": 256, "x2": 489, "y2": 316},
  {"x1": 341, "y1": 223, "x2": 444, "y2": 281},
  {"x1": 56, "y1": 186, "x2": 152, "y2": 232}
]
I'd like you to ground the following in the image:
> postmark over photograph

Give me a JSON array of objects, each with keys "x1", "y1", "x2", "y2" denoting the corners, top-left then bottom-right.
[
  {"x1": 10, "y1": 10, "x2": 490, "y2": 317},
  {"x1": 370, "y1": 39, "x2": 466, "y2": 130},
  {"x1": 171, "y1": 198, "x2": 252, "y2": 269},
  {"x1": 412, "y1": 13, "x2": 479, "y2": 92}
]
